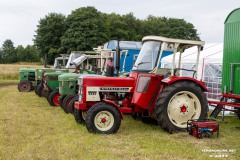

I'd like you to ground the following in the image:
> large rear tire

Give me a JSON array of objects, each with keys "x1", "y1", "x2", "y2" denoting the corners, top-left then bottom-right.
[
  {"x1": 62, "y1": 95, "x2": 75, "y2": 114},
  {"x1": 18, "y1": 80, "x2": 32, "y2": 92},
  {"x1": 47, "y1": 89, "x2": 61, "y2": 106},
  {"x1": 85, "y1": 102, "x2": 121, "y2": 134},
  {"x1": 155, "y1": 81, "x2": 208, "y2": 133}
]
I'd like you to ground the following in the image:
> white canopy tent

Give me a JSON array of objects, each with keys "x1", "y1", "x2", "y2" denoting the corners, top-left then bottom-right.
[{"x1": 161, "y1": 43, "x2": 223, "y2": 100}]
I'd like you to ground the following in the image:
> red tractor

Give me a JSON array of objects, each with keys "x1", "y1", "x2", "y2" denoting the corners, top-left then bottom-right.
[{"x1": 74, "y1": 36, "x2": 209, "y2": 134}]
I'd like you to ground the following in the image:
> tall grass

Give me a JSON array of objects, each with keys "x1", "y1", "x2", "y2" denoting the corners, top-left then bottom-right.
[
  {"x1": 0, "y1": 84, "x2": 239, "y2": 159},
  {"x1": 0, "y1": 63, "x2": 43, "y2": 80}
]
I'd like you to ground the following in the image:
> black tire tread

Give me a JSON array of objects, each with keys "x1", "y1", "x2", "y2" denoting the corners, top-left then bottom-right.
[
  {"x1": 69, "y1": 95, "x2": 79, "y2": 114},
  {"x1": 62, "y1": 95, "x2": 75, "y2": 114},
  {"x1": 73, "y1": 108, "x2": 86, "y2": 125},
  {"x1": 36, "y1": 83, "x2": 44, "y2": 97}
]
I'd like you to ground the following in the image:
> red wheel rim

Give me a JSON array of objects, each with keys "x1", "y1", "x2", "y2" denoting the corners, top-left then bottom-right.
[
  {"x1": 21, "y1": 83, "x2": 28, "y2": 91},
  {"x1": 53, "y1": 93, "x2": 61, "y2": 106}
]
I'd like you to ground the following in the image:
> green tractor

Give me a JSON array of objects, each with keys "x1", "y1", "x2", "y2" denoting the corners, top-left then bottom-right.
[
  {"x1": 18, "y1": 54, "x2": 69, "y2": 92},
  {"x1": 58, "y1": 51, "x2": 111, "y2": 113},
  {"x1": 34, "y1": 52, "x2": 82, "y2": 97},
  {"x1": 18, "y1": 68, "x2": 36, "y2": 92},
  {"x1": 43, "y1": 51, "x2": 107, "y2": 107}
]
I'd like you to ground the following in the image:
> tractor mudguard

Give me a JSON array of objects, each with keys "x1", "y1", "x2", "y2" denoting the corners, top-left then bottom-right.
[
  {"x1": 161, "y1": 77, "x2": 208, "y2": 92},
  {"x1": 102, "y1": 99, "x2": 124, "y2": 119}
]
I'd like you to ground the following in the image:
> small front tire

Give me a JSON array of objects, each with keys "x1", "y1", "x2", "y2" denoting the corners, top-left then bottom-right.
[
  {"x1": 69, "y1": 95, "x2": 79, "y2": 114},
  {"x1": 36, "y1": 83, "x2": 44, "y2": 97},
  {"x1": 47, "y1": 90, "x2": 61, "y2": 106},
  {"x1": 18, "y1": 81, "x2": 32, "y2": 92},
  {"x1": 73, "y1": 109, "x2": 86, "y2": 125},
  {"x1": 85, "y1": 102, "x2": 121, "y2": 134},
  {"x1": 62, "y1": 95, "x2": 75, "y2": 114}
]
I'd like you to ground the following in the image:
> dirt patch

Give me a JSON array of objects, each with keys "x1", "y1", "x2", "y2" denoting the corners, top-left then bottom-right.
[{"x1": 0, "y1": 82, "x2": 18, "y2": 88}]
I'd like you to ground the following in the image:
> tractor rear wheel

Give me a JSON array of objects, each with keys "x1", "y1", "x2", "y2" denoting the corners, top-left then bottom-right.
[
  {"x1": 73, "y1": 109, "x2": 86, "y2": 125},
  {"x1": 69, "y1": 95, "x2": 79, "y2": 114},
  {"x1": 18, "y1": 80, "x2": 32, "y2": 92},
  {"x1": 36, "y1": 83, "x2": 44, "y2": 97},
  {"x1": 155, "y1": 81, "x2": 208, "y2": 133},
  {"x1": 47, "y1": 89, "x2": 61, "y2": 106},
  {"x1": 62, "y1": 95, "x2": 75, "y2": 114},
  {"x1": 86, "y1": 102, "x2": 121, "y2": 134}
]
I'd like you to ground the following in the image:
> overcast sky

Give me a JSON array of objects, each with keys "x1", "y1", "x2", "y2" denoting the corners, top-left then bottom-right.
[{"x1": 0, "y1": 0, "x2": 239, "y2": 47}]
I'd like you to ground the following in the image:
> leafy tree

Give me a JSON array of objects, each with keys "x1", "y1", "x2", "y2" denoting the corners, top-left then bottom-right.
[
  {"x1": 16, "y1": 45, "x2": 40, "y2": 62},
  {"x1": 0, "y1": 39, "x2": 17, "y2": 63},
  {"x1": 163, "y1": 18, "x2": 200, "y2": 40},
  {"x1": 34, "y1": 13, "x2": 67, "y2": 64},
  {"x1": 33, "y1": 7, "x2": 200, "y2": 60},
  {"x1": 61, "y1": 7, "x2": 108, "y2": 53},
  {"x1": 102, "y1": 13, "x2": 142, "y2": 41},
  {"x1": 141, "y1": 16, "x2": 200, "y2": 40},
  {"x1": 0, "y1": 49, "x2": 3, "y2": 63}
]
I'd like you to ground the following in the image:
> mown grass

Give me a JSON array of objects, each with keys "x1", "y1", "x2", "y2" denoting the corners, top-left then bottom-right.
[
  {"x1": 0, "y1": 84, "x2": 240, "y2": 159},
  {"x1": 0, "y1": 63, "x2": 42, "y2": 80}
]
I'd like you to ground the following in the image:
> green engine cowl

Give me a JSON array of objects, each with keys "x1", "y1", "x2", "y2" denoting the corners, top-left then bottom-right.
[
  {"x1": 45, "y1": 71, "x2": 67, "y2": 91},
  {"x1": 58, "y1": 73, "x2": 81, "y2": 96},
  {"x1": 19, "y1": 68, "x2": 36, "y2": 81}
]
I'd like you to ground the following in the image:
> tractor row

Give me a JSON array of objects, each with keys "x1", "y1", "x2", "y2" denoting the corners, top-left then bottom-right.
[{"x1": 19, "y1": 36, "x2": 211, "y2": 134}]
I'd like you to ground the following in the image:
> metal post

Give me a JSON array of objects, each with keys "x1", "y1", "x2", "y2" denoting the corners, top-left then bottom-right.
[
  {"x1": 221, "y1": 86, "x2": 227, "y2": 123},
  {"x1": 171, "y1": 43, "x2": 179, "y2": 76},
  {"x1": 44, "y1": 53, "x2": 47, "y2": 68},
  {"x1": 116, "y1": 41, "x2": 120, "y2": 77},
  {"x1": 230, "y1": 64, "x2": 234, "y2": 93},
  {"x1": 195, "y1": 46, "x2": 201, "y2": 79},
  {"x1": 178, "y1": 49, "x2": 183, "y2": 69}
]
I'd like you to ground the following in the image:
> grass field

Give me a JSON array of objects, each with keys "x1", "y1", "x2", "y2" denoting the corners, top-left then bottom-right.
[
  {"x1": 0, "y1": 63, "x2": 42, "y2": 80},
  {"x1": 0, "y1": 83, "x2": 240, "y2": 159}
]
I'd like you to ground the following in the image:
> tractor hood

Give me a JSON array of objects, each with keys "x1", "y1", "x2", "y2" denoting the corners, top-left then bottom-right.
[
  {"x1": 58, "y1": 73, "x2": 81, "y2": 81},
  {"x1": 45, "y1": 71, "x2": 67, "y2": 77},
  {"x1": 19, "y1": 68, "x2": 35, "y2": 72},
  {"x1": 81, "y1": 76, "x2": 135, "y2": 91}
]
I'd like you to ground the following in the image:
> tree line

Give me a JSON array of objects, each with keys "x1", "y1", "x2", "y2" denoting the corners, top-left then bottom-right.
[
  {"x1": 0, "y1": 40, "x2": 40, "y2": 64},
  {"x1": 0, "y1": 6, "x2": 200, "y2": 64}
]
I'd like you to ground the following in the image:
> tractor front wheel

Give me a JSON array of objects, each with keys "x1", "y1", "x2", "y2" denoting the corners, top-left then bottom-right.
[
  {"x1": 73, "y1": 109, "x2": 86, "y2": 125},
  {"x1": 36, "y1": 83, "x2": 44, "y2": 97},
  {"x1": 18, "y1": 80, "x2": 32, "y2": 92},
  {"x1": 69, "y1": 95, "x2": 79, "y2": 114},
  {"x1": 85, "y1": 102, "x2": 121, "y2": 134},
  {"x1": 155, "y1": 81, "x2": 208, "y2": 133},
  {"x1": 62, "y1": 95, "x2": 75, "y2": 114},
  {"x1": 47, "y1": 90, "x2": 61, "y2": 106}
]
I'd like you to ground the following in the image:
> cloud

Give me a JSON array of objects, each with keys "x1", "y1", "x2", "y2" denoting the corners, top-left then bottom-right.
[{"x1": 0, "y1": 0, "x2": 239, "y2": 47}]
